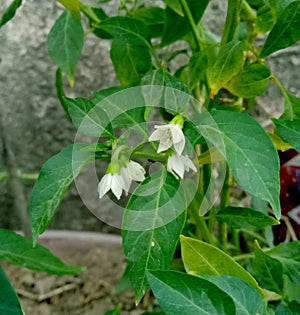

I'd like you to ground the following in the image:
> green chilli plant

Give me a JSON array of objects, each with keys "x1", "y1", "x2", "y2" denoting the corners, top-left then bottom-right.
[{"x1": 1, "y1": 0, "x2": 300, "y2": 314}]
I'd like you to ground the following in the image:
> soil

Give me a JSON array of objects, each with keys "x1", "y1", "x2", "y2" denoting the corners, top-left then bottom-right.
[{"x1": 2, "y1": 231, "x2": 158, "y2": 315}]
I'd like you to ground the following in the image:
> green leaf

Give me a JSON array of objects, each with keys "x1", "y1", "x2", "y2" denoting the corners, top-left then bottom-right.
[
  {"x1": 57, "y1": 0, "x2": 81, "y2": 20},
  {"x1": 93, "y1": 87, "x2": 147, "y2": 132},
  {"x1": 260, "y1": 1, "x2": 300, "y2": 57},
  {"x1": 280, "y1": 89, "x2": 300, "y2": 120},
  {"x1": 193, "y1": 110, "x2": 281, "y2": 219},
  {"x1": 80, "y1": 0, "x2": 111, "y2": 6},
  {"x1": 97, "y1": 17, "x2": 153, "y2": 86},
  {"x1": 0, "y1": 266, "x2": 23, "y2": 314},
  {"x1": 64, "y1": 97, "x2": 113, "y2": 137},
  {"x1": 189, "y1": 50, "x2": 209, "y2": 89},
  {"x1": 266, "y1": 241, "x2": 300, "y2": 285},
  {"x1": 273, "y1": 119, "x2": 300, "y2": 153},
  {"x1": 122, "y1": 170, "x2": 186, "y2": 303},
  {"x1": 147, "y1": 270, "x2": 236, "y2": 315},
  {"x1": 110, "y1": 36, "x2": 152, "y2": 86},
  {"x1": 99, "y1": 16, "x2": 151, "y2": 47},
  {"x1": 103, "y1": 305, "x2": 121, "y2": 315},
  {"x1": 161, "y1": 0, "x2": 209, "y2": 46},
  {"x1": 0, "y1": 0, "x2": 22, "y2": 28},
  {"x1": 0, "y1": 229, "x2": 84, "y2": 274},
  {"x1": 199, "y1": 275, "x2": 267, "y2": 315},
  {"x1": 141, "y1": 69, "x2": 190, "y2": 115},
  {"x1": 216, "y1": 206, "x2": 280, "y2": 230},
  {"x1": 275, "y1": 299, "x2": 300, "y2": 314},
  {"x1": 161, "y1": 0, "x2": 183, "y2": 16},
  {"x1": 180, "y1": 235, "x2": 262, "y2": 294},
  {"x1": 268, "y1": 132, "x2": 293, "y2": 152},
  {"x1": 30, "y1": 144, "x2": 94, "y2": 245},
  {"x1": 132, "y1": 7, "x2": 165, "y2": 38},
  {"x1": 208, "y1": 41, "x2": 245, "y2": 95},
  {"x1": 47, "y1": 10, "x2": 84, "y2": 86},
  {"x1": 253, "y1": 241, "x2": 284, "y2": 294},
  {"x1": 256, "y1": 4, "x2": 276, "y2": 34},
  {"x1": 225, "y1": 64, "x2": 271, "y2": 98}
]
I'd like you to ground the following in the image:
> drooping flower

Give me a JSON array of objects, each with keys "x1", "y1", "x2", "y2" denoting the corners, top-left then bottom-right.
[
  {"x1": 167, "y1": 152, "x2": 197, "y2": 179},
  {"x1": 98, "y1": 160, "x2": 146, "y2": 199},
  {"x1": 149, "y1": 123, "x2": 185, "y2": 155},
  {"x1": 126, "y1": 160, "x2": 146, "y2": 181},
  {"x1": 98, "y1": 172, "x2": 128, "y2": 200}
]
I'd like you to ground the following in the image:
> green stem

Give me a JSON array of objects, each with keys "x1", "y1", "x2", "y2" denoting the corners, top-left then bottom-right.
[
  {"x1": 79, "y1": 3, "x2": 101, "y2": 24},
  {"x1": 178, "y1": 0, "x2": 203, "y2": 51},
  {"x1": 0, "y1": 171, "x2": 38, "y2": 181},
  {"x1": 221, "y1": 0, "x2": 242, "y2": 46},
  {"x1": 149, "y1": 46, "x2": 163, "y2": 69},
  {"x1": 55, "y1": 68, "x2": 69, "y2": 117},
  {"x1": 131, "y1": 151, "x2": 166, "y2": 162},
  {"x1": 189, "y1": 203, "x2": 214, "y2": 244},
  {"x1": 240, "y1": 229, "x2": 270, "y2": 245},
  {"x1": 220, "y1": 164, "x2": 231, "y2": 249},
  {"x1": 233, "y1": 253, "x2": 254, "y2": 261}
]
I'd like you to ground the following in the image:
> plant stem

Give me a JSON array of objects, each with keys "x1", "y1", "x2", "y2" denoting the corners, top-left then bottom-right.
[
  {"x1": 79, "y1": 3, "x2": 101, "y2": 24},
  {"x1": 55, "y1": 68, "x2": 69, "y2": 118},
  {"x1": 233, "y1": 253, "x2": 254, "y2": 261},
  {"x1": 178, "y1": 0, "x2": 203, "y2": 51},
  {"x1": 0, "y1": 116, "x2": 32, "y2": 239},
  {"x1": 132, "y1": 151, "x2": 166, "y2": 162},
  {"x1": 221, "y1": 0, "x2": 242, "y2": 46},
  {"x1": 220, "y1": 164, "x2": 231, "y2": 249},
  {"x1": 189, "y1": 203, "x2": 214, "y2": 244},
  {"x1": 0, "y1": 171, "x2": 38, "y2": 181}
]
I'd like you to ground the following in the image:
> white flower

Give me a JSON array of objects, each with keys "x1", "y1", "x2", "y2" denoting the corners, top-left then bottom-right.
[
  {"x1": 121, "y1": 160, "x2": 146, "y2": 192},
  {"x1": 98, "y1": 161, "x2": 146, "y2": 200},
  {"x1": 126, "y1": 160, "x2": 146, "y2": 182},
  {"x1": 98, "y1": 173, "x2": 128, "y2": 200},
  {"x1": 149, "y1": 123, "x2": 185, "y2": 155},
  {"x1": 167, "y1": 153, "x2": 197, "y2": 179}
]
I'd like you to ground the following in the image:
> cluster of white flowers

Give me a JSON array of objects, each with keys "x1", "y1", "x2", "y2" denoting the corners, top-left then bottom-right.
[
  {"x1": 98, "y1": 117, "x2": 197, "y2": 200},
  {"x1": 149, "y1": 122, "x2": 197, "y2": 179}
]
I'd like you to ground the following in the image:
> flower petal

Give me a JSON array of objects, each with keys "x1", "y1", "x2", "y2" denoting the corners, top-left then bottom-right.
[
  {"x1": 120, "y1": 167, "x2": 132, "y2": 193},
  {"x1": 170, "y1": 124, "x2": 185, "y2": 154},
  {"x1": 167, "y1": 153, "x2": 185, "y2": 179},
  {"x1": 111, "y1": 175, "x2": 124, "y2": 199},
  {"x1": 98, "y1": 174, "x2": 112, "y2": 199},
  {"x1": 182, "y1": 156, "x2": 197, "y2": 172},
  {"x1": 127, "y1": 161, "x2": 146, "y2": 182}
]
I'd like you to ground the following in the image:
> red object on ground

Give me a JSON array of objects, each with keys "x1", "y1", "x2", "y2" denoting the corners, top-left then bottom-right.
[{"x1": 277, "y1": 152, "x2": 300, "y2": 242}]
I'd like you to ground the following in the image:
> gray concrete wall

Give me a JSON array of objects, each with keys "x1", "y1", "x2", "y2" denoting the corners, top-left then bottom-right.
[{"x1": 0, "y1": 0, "x2": 299, "y2": 233}]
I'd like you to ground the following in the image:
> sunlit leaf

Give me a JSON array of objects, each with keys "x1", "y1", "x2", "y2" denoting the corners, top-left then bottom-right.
[
  {"x1": 208, "y1": 41, "x2": 245, "y2": 95},
  {"x1": 180, "y1": 236, "x2": 262, "y2": 294},
  {"x1": 57, "y1": 0, "x2": 81, "y2": 20}
]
